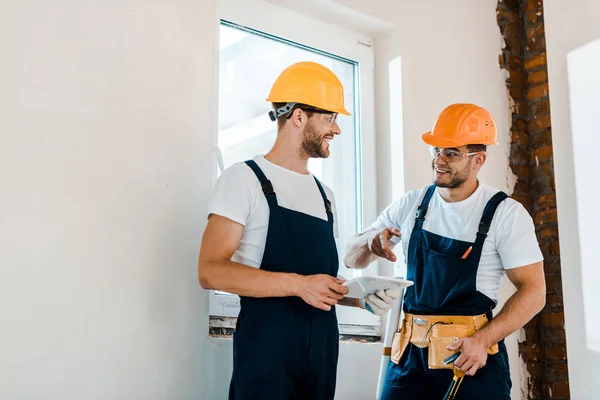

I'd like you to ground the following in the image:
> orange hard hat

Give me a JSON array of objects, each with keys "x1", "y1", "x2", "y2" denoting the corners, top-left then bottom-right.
[
  {"x1": 422, "y1": 103, "x2": 497, "y2": 148},
  {"x1": 266, "y1": 61, "x2": 351, "y2": 116}
]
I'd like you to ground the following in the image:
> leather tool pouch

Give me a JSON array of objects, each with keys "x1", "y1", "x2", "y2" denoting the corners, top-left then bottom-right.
[
  {"x1": 391, "y1": 316, "x2": 500, "y2": 369},
  {"x1": 390, "y1": 319, "x2": 412, "y2": 365},
  {"x1": 428, "y1": 324, "x2": 472, "y2": 369},
  {"x1": 428, "y1": 323, "x2": 500, "y2": 370}
]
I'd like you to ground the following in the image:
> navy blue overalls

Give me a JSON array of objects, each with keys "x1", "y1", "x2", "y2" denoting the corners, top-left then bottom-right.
[
  {"x1": 381, "y1": 185, "x2": 512, "y2": 400},
  {"x1": 228, "y1": 160, "x2": 340, "y2": 400}
]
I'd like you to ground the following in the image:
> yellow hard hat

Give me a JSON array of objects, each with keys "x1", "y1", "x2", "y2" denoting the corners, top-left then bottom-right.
[
  {"x1": 266, "y1": 61, "x2": 351, "y2": 119},
  {"x1": 422, "y1": 103, "x2": 497, "y2": 148}
]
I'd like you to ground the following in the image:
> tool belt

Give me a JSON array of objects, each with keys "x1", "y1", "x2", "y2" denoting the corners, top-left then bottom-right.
[{"x1": 390, "y1": 312, "x2": 499, "y2": 370}]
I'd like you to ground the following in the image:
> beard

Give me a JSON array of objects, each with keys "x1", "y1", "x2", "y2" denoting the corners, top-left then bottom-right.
[
  {"x1": 300, "y1": 120, "x2": 330, "y2": 159},
  {"x1": 432, "y1": 159, "x2": 472, "y2": 188}
]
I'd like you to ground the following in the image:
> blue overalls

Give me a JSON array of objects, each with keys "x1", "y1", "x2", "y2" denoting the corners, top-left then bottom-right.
[
  {"x1": 228, "y1": 160, "x2": 340, "y2": 400},
  {"x1": 381, "y1": 185, "x2": 512, "y2": 399}
]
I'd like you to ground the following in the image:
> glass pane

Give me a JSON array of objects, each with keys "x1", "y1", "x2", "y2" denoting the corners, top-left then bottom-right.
[{"x1": 217, "y1": 21, "x2": 362, "y2": 286}]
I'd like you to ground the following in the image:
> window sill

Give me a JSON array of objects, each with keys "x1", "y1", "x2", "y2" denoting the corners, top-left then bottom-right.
[{"x1": 209, "y1": 316, "x2": 381, "y2": 343}]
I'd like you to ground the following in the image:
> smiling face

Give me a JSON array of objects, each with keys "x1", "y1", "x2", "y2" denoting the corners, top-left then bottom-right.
[
  {"x1": 431, "y1": 145, "x2": 481, "y2": 188},
  {"x1": 300, "y1": 115, "x2": 339, "y2": 159}
]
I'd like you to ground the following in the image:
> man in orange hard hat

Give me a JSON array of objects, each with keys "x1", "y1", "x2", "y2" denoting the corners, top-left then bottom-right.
[
  {"x1": 198, "y1": 61, "x2": 400, "y2": 400},
  {"x1": 345, "y1": 104, "x2": 546, "y2": 399}
]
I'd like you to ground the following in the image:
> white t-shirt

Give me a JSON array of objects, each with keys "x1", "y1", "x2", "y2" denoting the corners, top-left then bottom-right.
[
  {"x1": 369, "y1": 182, "x2": 543, "y2": 304},
  {"x1": 207, "y1": 155, "x2": 338, "y2": 268}
]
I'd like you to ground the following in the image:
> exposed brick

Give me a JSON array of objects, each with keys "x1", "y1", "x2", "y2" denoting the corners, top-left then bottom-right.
[
  {"x1": 512, "y1": 98, "x2": 529, "y2": 116},
  {"x1": 546, "y1": 276, "x2": 563, "y2": 295},
  {"x1": 535, "y1": 208, "x2": 558, "y2": 225},
  {"x1": 532, "y1": 129, "x2": 552, "y2": 147},
  {"x1": 537, "y1": 194, "x2": 556, "y2": 209},
  {"x1": 546, "y1": 345, "x2": 567, "y2": 361},
  {"x1": 544, "y1": 259, "x2": 562, "y2": 276},
  {"x1": 528, "y1": 113, "x2": 552, "y2": 132},
  {"x1": 521, "y1": 344, "x2": 541, "y2": 361},
  {"x1": 531, "y1": 145, "x2": 553, "y2": 163},
  {"x1": 498, "y1": 2, "x2": 569, "y2": 395},
  {"x1": 511, "y1": 130, "x2": 530, "y2": 145},
  {"x1": 527, "y1": 10, "x2": 542, "y2": 23},
  {"x1": 511, "y1": 193, "x2": 533, "y2": 211},
  {"x1": 526, "y1": 360, "x2": 544, "y2": 377},
  {"x1": 498, "y1": 7, "x2": 521, "y2": 23},
  {"x1": 532, "y1": 175, "x2": 555, "y2": 196},
  {"x1": 534, "y1": 161, "x2": 555, "y2": 181},
  {"x1": 526, "y1": 0, "x2": 543, "y2": 11},
  {"x1": 509, "y1": 69, "x2": 528, "y2": 86},
  {"x1": 512, "y1": 165, "x2": 531, "y2": 180},
  {"x1": 548, "y1": 363, "x2": 569, "y2": 380},
  {"x1": 527, "y1": 83, "x2": 549, "y2": 101},
  {"x1": 513, "y1": 179, "x2": 530, "y2": 196},
  {"x1": 548, "y1": 380, "x2": 570, "y2": 397},
  {"x1": 509, "y1": 84, "x2": 526, "y2": 100},
  {"x1": 546, "y1": 293, "x2": 563, "y2": 308},
  {"x1": 525, "y1": 52, "x2": 547, "y2": 70},
  {"x1": 524, "y1": 315, "x2": 540, "y2": 329},
  {"x1": 529, "y1": 69, "x2": 548, "y2": 85},
  {"x1": 550, "y1": 240, "x2": 560, "y2": 256},
  {"x1": 504, "y1": 21, "x2": 521, "y2": 40},
  {"x1": 531, "y1": 98, "x2": 551, "y2": 115},
  {"x1": 511, "y1": 147, "x2": 530, "y2": 166},
  {"x1": 538, "y1": 226, "x2": 558, "y2": 240},
  {"x1": 514, "y1": 118, "x2": 528, "y2": 131},
  {"x1": 542, "y1": 312, "x2": 565, "y2": 328},
  {"x1": 524, "y1": 326, "x2": 540, "y2": 343},
  {"x1": 527, "y1": 36, "x2": 547, "y2": 55},
  {"x1": 528, "y1": 379, "x2": 544, "y2": 398},
  {"x1": 544, "y1": 328, "x2": 567, "y2": 344},
  {"x1": 526, "y1": 23, "x2": 545, "y2": 42},
  {"x1": 506, "y1": 38, "x2": 524, "y2": 54}
]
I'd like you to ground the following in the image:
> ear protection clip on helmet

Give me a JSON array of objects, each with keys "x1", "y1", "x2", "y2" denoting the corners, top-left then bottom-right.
[{"x1": 268, "y1": 103, "x2": 298, "y2": 122}]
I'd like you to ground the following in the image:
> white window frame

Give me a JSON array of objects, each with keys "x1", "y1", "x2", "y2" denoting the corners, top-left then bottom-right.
[{"x1": 210, "y1": 0, "x2": 381, "y2": 334}]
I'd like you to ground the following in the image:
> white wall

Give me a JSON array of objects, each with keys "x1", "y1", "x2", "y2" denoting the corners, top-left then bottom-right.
[
  {"x1": 0, "y1": 0, "x2": 525, "y2": 399},
  {"x1": 544, "y1": 1, "x2": 600, "y2": 398},
  {"x1": 0, "y1": 0, "x2": 217, "y2": 398}
]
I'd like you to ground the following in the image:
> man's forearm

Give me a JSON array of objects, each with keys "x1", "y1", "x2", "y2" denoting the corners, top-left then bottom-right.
[
  {"x1": 472, "y1": 283, "x2": 546, "y2": 348},
  {"x1": 344, "y1": 230, "x2": 378, "y2": 269},
  {"x1": 199, "y1": 260, "x2": 301, "y2": 298}
]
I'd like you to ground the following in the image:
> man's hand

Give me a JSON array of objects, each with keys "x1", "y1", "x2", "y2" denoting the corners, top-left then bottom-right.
[
  {"x1": 368, "y1": 228, "x2": 401, "y2": 262},
  {"x1": 360, "y1": 288, "x2": 401, "y2": 316},
  {"x1": 447, "y1": 336, "x2": 489, "y2": 376},
  {"x1": 296, "y1": 275, "x2": 349, "y2": 311}
]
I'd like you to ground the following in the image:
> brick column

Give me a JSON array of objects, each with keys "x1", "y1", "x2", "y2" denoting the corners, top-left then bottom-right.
[{"x1": 497, "y1": 0, "x2": 570, "y2": 398}]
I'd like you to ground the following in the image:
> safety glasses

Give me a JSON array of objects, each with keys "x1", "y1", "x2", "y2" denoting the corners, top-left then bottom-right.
[
  {"x1": 430, "y1": 147, "x2": 483, "y2": 163},
  {"x1": 312, "y1": 111, "x2": 339, "y2": 127},
  {"x1": 269, "y1": 103, "x2": 339, "y2": 127}
]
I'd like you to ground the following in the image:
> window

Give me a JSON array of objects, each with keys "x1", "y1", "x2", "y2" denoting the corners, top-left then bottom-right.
[{"x1": 210, "y1": 0, "x2": 380, "y2": 335}]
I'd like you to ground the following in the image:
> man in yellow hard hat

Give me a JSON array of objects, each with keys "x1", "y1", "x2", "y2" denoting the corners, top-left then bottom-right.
[
  {"x1": 198, "y1": 61, "x2": 400, "y2": 400},
  {"x1": 345, "y1": 104, "x2": 546, "y2": 399}
]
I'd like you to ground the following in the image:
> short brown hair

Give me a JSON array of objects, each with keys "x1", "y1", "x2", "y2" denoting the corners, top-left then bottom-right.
[{"x1": 467, "y1": 144, "x2": 487, "y2": 153}]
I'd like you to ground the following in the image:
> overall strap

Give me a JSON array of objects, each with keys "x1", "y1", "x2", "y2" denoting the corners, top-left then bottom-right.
[
  {"x1": 415, "y1": 185, "x2": 437, "y2": 220},
  {"x1": 475, "y1": 191, "x2": 508, "y2": 242},
  {"x1": 313, "y1": 176, "x2": 333, "y2": 222},
  {"x1": 244, "y1": 160, "x2": 279, "y2": 209},
  {"x1": 413, "y1": 185, "x2": 436, "y2": 231}
]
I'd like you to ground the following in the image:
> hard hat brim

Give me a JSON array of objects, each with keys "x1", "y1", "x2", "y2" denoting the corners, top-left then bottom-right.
[
  {"x1": 422, "y1": 131, "x2": 498, "y2": 147},
  {"x1": 422, "y1": 132, "x2": 466, "y2": 148}
]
